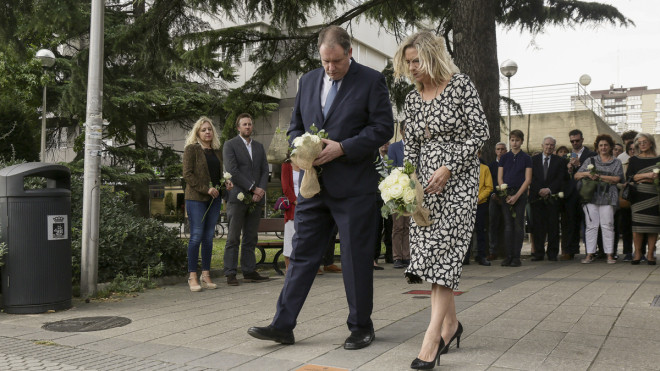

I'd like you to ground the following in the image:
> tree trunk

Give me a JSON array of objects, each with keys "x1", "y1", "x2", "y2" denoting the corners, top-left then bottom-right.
[{"x1": 451, "y1": 0, "x2": 500, "y2": 164}]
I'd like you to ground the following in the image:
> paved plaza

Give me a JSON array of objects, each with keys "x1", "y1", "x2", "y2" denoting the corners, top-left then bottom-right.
[{"x1": 1, "y1": 243, "x2": 659, "y2": 370}]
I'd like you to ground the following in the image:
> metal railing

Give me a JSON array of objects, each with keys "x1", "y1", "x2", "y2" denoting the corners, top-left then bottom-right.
[{"x1": 499, "y1": 82, "x2": 607, "y2": 122}]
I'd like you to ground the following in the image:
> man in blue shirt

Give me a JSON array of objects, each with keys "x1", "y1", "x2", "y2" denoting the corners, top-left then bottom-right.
[
  {"x1": 387, "y1": 123, "x2": 410, "y2": 269},
  {"x1": 498, "y1": 130, "x2": 532, "y2": 267}
]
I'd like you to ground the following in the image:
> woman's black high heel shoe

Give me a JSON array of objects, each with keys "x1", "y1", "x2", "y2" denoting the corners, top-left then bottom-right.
[
  {"x1": 441, "y1": 322, "x2": 463, "y2": 354},
  {"x1": 411, "y1": 338, "x2": 445, "y2": 370}
]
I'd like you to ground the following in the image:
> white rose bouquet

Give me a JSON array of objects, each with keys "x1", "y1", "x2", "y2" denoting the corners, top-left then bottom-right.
[
  {"x1": 377, "y1": 159, "x2": 431, "y2": 226},
  {"x1": 290, "y1": 124, "x2": 329, "y2": 198}
]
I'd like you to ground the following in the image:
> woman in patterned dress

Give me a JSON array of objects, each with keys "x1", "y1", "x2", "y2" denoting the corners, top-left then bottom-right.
[
  {"x1": 626, "y1": 133, "x2": 660, "y2": 265},
  {"x1": 393, "y1": 31, "x2": 489, "y2": 369}
]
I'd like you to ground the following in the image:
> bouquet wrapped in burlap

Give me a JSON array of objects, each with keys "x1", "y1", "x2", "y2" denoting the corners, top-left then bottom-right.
[
  {"x1": 290, "y1": 125, "x2": 328, "y2": 198},
  {"x1": 377, "y1": 160, "x2": 431, "y2": 226}
]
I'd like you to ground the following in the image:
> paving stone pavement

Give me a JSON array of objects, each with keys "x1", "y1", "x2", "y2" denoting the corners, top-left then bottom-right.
[{"x1": 1, "y1": 242, "x2": 659, "y2": 370}]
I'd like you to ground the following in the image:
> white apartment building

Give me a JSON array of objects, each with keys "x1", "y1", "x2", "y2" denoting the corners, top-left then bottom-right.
[{"x1": 591, "y1": 85, "x2": 660, "y2": 134}]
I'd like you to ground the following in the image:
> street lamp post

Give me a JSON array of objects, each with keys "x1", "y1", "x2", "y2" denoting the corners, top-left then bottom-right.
[
  {"x1": 36, "y1": 49, "x2": 55, "y2": 162},
  {"x1": 500, "y1": 60, "x2": 518, "y2": 133},
  {"x1": 579, "y1": 74, "x2": 592, "y2": 110}
]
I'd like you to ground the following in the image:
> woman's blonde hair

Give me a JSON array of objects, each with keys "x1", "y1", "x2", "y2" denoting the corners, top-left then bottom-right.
[
  {"x1": 633, "y1": 132, "x2": 657, "y2": 156},
  {"x1": 185, "y1": 116, "x2": 221, "y2": 149},
  {"x1": 393, "y1": 30, "x2": 460, "y2": 91}
]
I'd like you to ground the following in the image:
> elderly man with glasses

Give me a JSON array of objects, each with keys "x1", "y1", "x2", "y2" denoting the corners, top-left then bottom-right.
[{"x1": 560, "y1": 129, "x2": 596, "y2": 260}]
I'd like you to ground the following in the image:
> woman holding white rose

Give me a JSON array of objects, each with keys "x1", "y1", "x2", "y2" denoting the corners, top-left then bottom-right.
[
  {"x1": 393, "y1": 31, "x2": 489, "y2": 369},
  {"x1": 182, "y1": 117, "x2": 233, "y2": 291},
  {"x1": 574, "y1": 134, "x2": 623, "y2": 264},
  {"x1": 625, "y1": 133, "x2": 660, "y2": 265}
]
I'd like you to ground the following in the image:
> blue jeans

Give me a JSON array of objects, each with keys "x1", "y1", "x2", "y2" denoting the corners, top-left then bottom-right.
[{"x1": 186, "y1": 199, "x2": 223, "y2": 272}]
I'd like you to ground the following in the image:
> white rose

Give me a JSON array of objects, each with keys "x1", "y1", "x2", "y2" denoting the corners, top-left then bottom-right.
[
  {"x1": 237, "y1": 192, "x2": 245, "y2": 201},
  {"x1": 403, "y1": 188, "x2": 416, "y2": 204},
  {"x1": 390, "y1": 168, "x2": 402, "y2": 178},
  {"x1": 495, "y1": 185, "x2": 501, "y2": 191},
  {"x1": 587, "y1": 164, "x2": 594, "y2": 170},
  {"x1": 558, "y1": 192, "x2": 564, "y2": 198},
  {"x1": 389, "y1": 183, "x2": 404, "y2": 199},
  {"x1": 311, "y1": 135, "x2": 321, "y2": 143},
  {"x1": 292, "y1": 136, "x2": 304, "y2": 147},
  {"x1": 381, "y1": 188, "x2": 392, "y2": 203},
  {"x1": 223, "y1": 172, "x2": 232, "y2": 180},
  {"x1": 397, "y1": 173, "x2": 410, "y2": 187},
  {"x1": 653, "y1": 168, "x2": 660, "y2": 174},
  {"x1": 383, "y1": 174, "x2": 397, "y2": 188},
  {"x1": 500, "y1": 184, "x2": 508, "y2": 190}
]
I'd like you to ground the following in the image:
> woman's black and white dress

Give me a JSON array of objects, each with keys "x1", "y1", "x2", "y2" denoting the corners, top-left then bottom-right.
[{"x1": 403, "y1": 73, "x2": 490, "y2": 289}]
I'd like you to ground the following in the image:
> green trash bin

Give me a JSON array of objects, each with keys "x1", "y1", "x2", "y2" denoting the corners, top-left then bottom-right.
[{"x1": 0, "y1": 162, "x2": 72, "y2": 314}]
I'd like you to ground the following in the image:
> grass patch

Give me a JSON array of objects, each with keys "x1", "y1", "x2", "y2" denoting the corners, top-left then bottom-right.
[{"x1": 203, "y1": 237, "x2": 342, "y2": 272}]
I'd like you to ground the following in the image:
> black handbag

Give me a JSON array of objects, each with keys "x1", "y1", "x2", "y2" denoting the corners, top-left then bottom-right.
[{"x1": 620, "y1": 177, "x2": 636, "y2": 202}]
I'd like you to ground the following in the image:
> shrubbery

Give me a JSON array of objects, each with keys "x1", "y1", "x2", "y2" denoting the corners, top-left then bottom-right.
[{"x1": 69, "y1": 175, "x2": 187, "y2": 283}]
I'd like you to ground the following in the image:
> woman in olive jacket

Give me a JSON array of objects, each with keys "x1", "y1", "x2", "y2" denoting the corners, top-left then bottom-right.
[{"x1": 183, "y1": 117, "x2": 233, "y2": 291}]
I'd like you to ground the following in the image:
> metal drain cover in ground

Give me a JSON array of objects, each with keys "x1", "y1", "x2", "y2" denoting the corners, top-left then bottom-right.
[{"x1": 42, "y1": 316, "x2": 132, "y2": 332}]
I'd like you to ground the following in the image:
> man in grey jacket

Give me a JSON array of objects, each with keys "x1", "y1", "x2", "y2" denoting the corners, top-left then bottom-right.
[{"x1": 223, "y1": 113, "x2": 270, "y2": 285}]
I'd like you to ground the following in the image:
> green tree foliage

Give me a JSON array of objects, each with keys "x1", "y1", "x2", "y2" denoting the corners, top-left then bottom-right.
[{"x1": 1, "y1": 0, "x2": 631, "y2": 168}]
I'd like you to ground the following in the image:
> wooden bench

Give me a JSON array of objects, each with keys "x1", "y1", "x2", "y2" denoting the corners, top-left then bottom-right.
[{"x1": 255, "y1": 218, "x2": 286, "y2": 275}]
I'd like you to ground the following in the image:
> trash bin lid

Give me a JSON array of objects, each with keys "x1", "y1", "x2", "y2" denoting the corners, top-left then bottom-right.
[{"x1": 0, "y1": 162, "x2": 70, "y2": 197}]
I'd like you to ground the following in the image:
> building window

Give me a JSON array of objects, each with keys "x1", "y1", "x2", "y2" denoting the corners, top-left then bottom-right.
[{"x1": 627, "y1": 95, "x2": 641, "y2": 102}]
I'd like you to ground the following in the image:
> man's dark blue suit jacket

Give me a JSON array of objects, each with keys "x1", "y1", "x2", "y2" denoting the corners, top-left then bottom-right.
[{"x1": 287, "y1": 59, "x2": 394, "y2": 198}]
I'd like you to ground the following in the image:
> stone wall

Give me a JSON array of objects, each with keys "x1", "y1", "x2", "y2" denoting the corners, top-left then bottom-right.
[{"x1": 504, "y1": 110, "x2": 622, "y2": 153}]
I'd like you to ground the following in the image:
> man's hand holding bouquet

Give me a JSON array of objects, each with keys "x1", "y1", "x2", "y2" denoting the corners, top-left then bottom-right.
[{"x1": 290, "y1": 124, "x2": 329, "y2": 198}]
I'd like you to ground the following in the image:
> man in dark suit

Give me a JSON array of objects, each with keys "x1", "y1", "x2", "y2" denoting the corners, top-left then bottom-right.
[
  {"x1": 248, "y1": 25, "x2": 393, "y2": 349},
  {"x1": 560, "y1": 129, "x2": 596, "y2": 260},
  {"x1": 222, "y1": 113, "x2": 270, "y2": 285},
  {"x1": 530, "y1": 136, "x2": 568, "y2": 261}
]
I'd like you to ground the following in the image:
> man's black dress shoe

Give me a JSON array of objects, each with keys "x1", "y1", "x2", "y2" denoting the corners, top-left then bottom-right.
[
  {"x1": 509, "y1": 258, "x2": 522, "y2": 267},
  {"x1": 247, "y1": 325, "x2": 295, "y2": 345},
  {"x1": 530, "y1": 256, "x2": 544, "y2": 261},
  {"x1": 501, "y1": 257, "x2": 512, "y2": 266},
  {"x1": 548, "y1": 256, "x2": 558, "y2": 261},
  {"x1": 344, "y1": 328, "x2": 375, "y2": 350},
  {"x1": 476, "y1": 258, "x2": 491, "y2": 266}
]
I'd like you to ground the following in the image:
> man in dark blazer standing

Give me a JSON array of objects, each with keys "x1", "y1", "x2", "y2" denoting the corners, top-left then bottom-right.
[
  {"x1": 530, "y1": 136, "x2": 568, "y2": 261},
  {"x1": 561, "y1": 129, "x2": 596, "y2": 260},
  {"x1": 223, "y1": 113, "x2": 270, "y2": 285},
  {"x1": 248, "y1": 25, "x2": 393, "y2": 349}
]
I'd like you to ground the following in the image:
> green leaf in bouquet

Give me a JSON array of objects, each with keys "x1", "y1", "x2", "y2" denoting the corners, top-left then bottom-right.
[
  {"x1": 403, "y1": 160, "x2": 416, "y2": 175},
  {"x1": 381, "y1": 205, "x2": 390, "y2": 218}
]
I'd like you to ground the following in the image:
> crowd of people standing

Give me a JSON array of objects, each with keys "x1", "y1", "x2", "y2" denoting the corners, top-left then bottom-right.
[{"x1": 480, "y1": 128, "x2": 658, "y2": 267}]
